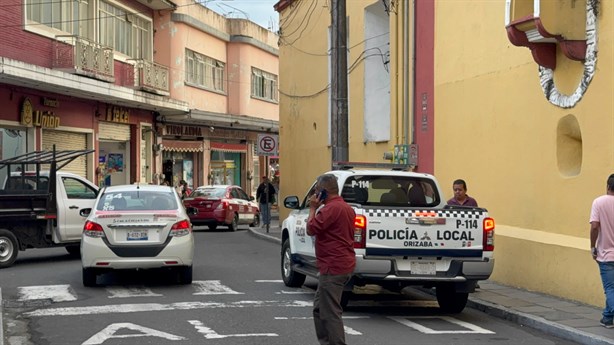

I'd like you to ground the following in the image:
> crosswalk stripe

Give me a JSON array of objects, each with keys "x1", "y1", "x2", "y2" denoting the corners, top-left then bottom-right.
[
  {"x1": 192, "y1": 280, "x2": 243, "y2": 295},
  {"x1": 106, "y1": 287, "x2": 163, "y2": 299},
  {"x1": 18, "y1": 285, "x2": 77, "y2": 302}
]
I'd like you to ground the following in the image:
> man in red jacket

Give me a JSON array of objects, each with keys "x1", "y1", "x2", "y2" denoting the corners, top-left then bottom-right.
[{"x1": 307, "y1": 174, "x2": 356, "y2": 345}]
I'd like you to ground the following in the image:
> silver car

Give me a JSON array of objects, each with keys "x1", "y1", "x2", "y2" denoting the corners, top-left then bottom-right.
[{"x1": 80, "y1": 184, "x2": 195, "y2": 287}]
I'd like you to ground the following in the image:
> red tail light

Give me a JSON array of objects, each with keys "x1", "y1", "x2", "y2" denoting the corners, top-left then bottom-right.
[
  {"x1": 83, "y1": 221, "x2": 105, "y2": 238},
  {"x1": 170, "y1": 219, "x2": 192, "y2": 237},
  {"x1": 216, "y1": 200, "x2": 229, "y2": 210},
  {"x1": 354, "y1": 215, "x2": 367, "y2": 249},
  {"x1": 483, "y1": 217, "x2": 495, "y2": 251}
]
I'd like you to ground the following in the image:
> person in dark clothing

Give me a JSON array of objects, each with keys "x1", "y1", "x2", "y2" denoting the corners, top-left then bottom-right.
[
  {"x1": 307, "y1": 174, "x2": 356, "y2": 345},
  {"x1": 256, "y1": 176, "x2": 276, "y2": 227}
]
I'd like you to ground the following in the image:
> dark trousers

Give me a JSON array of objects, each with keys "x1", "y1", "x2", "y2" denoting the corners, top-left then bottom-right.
[{"x1": 313, "y1": 273, "x2": 351, "y2": 345}]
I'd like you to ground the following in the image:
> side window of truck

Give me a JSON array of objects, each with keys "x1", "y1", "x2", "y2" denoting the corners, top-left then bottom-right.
[{"x1": 62, "y1": 177, "x2": 97, "y2": 199}]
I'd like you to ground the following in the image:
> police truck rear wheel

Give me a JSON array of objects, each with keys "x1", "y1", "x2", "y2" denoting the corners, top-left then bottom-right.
[
  {"x1": 0, "y1": 229, "x2": 18, "y2": 268},
  {"x1": 281, "y1": 239, "x2": 306, "y2": 287},
  {"x1": 436, "y1": 284, "x2": 468, "y2": 313}
]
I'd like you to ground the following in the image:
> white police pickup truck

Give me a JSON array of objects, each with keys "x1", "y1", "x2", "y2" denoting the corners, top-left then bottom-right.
[{"x1": 280, "y1": 166, "x2": 495, "y2": 313}]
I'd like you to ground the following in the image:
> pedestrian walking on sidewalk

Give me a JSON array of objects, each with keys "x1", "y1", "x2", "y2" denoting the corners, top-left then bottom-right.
[
  {"x1": 257, "y1": 176, "x2": 276, "y2": 228},
  {"x1": 307, "y1": 174, "x2": 355, "y2": 345},
  {"x1": 590, "y1": 173, "x2": 614, "y2": 329}
]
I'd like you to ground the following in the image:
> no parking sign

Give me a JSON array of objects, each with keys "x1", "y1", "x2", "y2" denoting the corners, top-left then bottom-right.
[{"x1": 257, "y1": 134, "x2": 278, "y2": 156}]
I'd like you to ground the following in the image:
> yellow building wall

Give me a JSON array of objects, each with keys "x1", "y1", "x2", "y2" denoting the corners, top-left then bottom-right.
[
  {"x1": 434, "y1": 0, "x2": 613, "y2": 305},
  {"x1": 278, "y1": 0, "x2": 404, "y2": 220}
]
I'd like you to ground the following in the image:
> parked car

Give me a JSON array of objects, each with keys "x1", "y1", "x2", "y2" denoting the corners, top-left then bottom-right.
[
  {"x1": 183, "y1": 185, "x2": 260, "y2": 231},
  {"x1": 80, "y1": 184, "x2": 196, "y2": 287}
]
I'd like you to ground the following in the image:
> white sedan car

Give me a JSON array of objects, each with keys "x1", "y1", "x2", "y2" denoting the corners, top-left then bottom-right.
[{"x1": 80, "y1": 184, "x2": 195, "y2": 287}]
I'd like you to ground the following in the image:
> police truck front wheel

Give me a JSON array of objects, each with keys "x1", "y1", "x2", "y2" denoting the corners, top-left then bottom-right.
[
  {"x1": 436, "y1": 284, "x2": 468, "y2": 313},
  {"x1": 0, "y1": 229, "x2": 18, "y2": 268},
  {"x1": 281, "y1": 239, "x2": 306, "y2": 287}
]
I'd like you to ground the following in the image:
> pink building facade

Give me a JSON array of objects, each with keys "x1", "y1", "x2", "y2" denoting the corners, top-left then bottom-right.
[{"x1": 0, "y1": 0, "x2": 279, "y2": 195}]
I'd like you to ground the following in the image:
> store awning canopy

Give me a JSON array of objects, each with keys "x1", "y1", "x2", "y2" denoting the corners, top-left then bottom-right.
[
  {"x1": 162, "y1": 139, "x2": 204, "y2": 152},
  {"x1": 210, "y1": 142, "x2": 247, "y2": 153}
]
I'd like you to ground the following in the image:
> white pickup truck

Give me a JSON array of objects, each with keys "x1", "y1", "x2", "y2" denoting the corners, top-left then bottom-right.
[
  {"x1": 280, "y1": 166, "x2": 495, "y2": 313},
  {"x1": 0, "y1": 150, "x2": 98, "y2": 268}
]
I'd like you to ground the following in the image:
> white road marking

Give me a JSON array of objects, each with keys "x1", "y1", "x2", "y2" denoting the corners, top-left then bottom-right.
[
  {"x1": 192, "y1": 280, "x2": 243, "y2": 295},
  {"x1": 82, "y1": 322, "x2": 185, "y2": 345},
  {"x1": 25, "y1": 300, "x2": 313, "y2": 317},
  {"x1": 18, "y1": 285, "x2": 77, "y2": 302},
  {"x1": 275, "y1": 289, "x2": 315, "y2": 295},
  {"x1": 188, "y1": 320, "x2": 277, "y2": 339},
  {"x1": 106, "y1": 287, "x2": 162, "y2": 299},
  {"x1": 255, "y1": 280, "x2": 284, "y2": 283},
  {"x1": 344, "y1": 326, "x2": 362, "y2": 335},
  {"x1": 388, "y1": 316, "x2": 495, "y2": 334},
  {"x1": 274, "y1": 316, "x2": 370, "y2": 320}
]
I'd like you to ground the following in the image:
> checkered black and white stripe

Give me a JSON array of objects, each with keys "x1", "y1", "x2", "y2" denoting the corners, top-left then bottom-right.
[{"x1": 365, "y1": 209, "x2": 485, "y2": 219}]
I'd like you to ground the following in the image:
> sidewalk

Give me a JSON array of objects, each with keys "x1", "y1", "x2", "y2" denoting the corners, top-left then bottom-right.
[{"x1": 249, "y1": 211, "x2": 614, "y2": 345}]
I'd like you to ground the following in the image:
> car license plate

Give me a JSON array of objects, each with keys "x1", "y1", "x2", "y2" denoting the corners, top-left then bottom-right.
[
  {"x1": 127, "y1": 230, "x2": 148, "y2": 241},
  {"x1": 411, "y1": 261, "x2": 436, "y2": 275}
]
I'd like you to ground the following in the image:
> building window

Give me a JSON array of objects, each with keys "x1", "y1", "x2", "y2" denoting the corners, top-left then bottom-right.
[
  {"x1": 99, "y1": 1, "x2": 152, "y2": 59},
  {"x1": 26, "y1": 0, "x2": 93, "y2": 38},
  {"x1": 251, "y1": 68, "x2": 278, "y2": 102},
  {"x1": 185, "y1": 49, "x2": 226, "y2": 92}
]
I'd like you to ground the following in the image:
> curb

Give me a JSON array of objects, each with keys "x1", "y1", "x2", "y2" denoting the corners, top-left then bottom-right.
[
  {"x1": 466, "y1": 298, "x2": 614, "y2": 345},
  {"x1": 249, "y1": 230, "x2": 613, "y2": 345}
]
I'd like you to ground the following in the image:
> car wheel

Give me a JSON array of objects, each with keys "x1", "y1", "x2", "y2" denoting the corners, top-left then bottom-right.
[
  {"x1": 65, "y1": 245, "x2": 80, "y2": 257},
  {"x1": 208, "y1": 225, "x2": 218, "y2": 231},
  {"x1": 0, "y1": 229, "x2": 19, "y2": 268},
  {"x1": 228, "y1": 214, "x2": 239, "y2": 232},
  {"x1": 177, "y1": 266, "x2": 193, "y2": 285},
  {"x1": 436, "y1": 284, "x2": 468, "y2": 313},
  {"x1": 281, "y1": 239, "x2": 306, "y2": 287},
  {"x1": 82, "y1": 267, "x2": 98, "y2": 287},
  {"x1": 250, "y1": 213, "x2": 260, "y2": 227}
]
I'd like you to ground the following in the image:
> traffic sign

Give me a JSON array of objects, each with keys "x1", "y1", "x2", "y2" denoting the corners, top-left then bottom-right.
[{"x1": 257, "y1": 134, "x2": 278, "y2": 156}]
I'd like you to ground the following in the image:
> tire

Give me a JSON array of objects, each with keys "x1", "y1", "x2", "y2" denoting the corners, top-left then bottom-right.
[
  {"x1": 228, "y1": 214, "x2": 239, "y2": 232},
  {"x1": 250, "y1": 213, "x2": 260, "y2": 227},
  {"x1": 65, "y1": 245, "x2": 80, "y2": 257},
  {"x1": 0, "y1": 229, "x2": 19, "y2": 269},
  {"x1": 436, "y1": 284, "x2": 469, "y2": 313},
  {"x1": 281, "y1": 239, "x2": 306, "y2": 287},
  {"x1": 82, "y1": 267, "x2": 98, "y2": 287},
  {"x1": 177, "y1": 266, "x2": 193, "y2": 285},
  {"x1": 208, "y1": 225, "x2": 218, "y2": 231}
]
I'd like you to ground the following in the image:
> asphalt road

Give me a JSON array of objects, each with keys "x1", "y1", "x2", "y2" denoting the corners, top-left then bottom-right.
[{"x1": 1, "y1": 227, "x2": 581, "y2": 345}]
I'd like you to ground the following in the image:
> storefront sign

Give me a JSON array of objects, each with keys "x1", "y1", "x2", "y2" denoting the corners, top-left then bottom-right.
[
  {"x1": 164, "y1": 125, "x2": 203, "y2": 137},
  {"x1": 42, "y1": 98, "x2": 59, "y2": 108},
  {"x1": 105, "y1": 105, "x2": 130, "y2": 123},
  {"x1": 20, "y1": 98, "x2": 60, "y2": 129}
]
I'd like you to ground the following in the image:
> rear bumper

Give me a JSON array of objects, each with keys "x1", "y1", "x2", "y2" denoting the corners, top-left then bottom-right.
[
  {"x1": 189, "y1": 210, "x2": 229, "y2": 225},
  {"x1": 353, "y1": 255, "x2": 494, "y2": 283},
  {"x1": 81, "y1": 235, "x2": 194, "y2": 269}
]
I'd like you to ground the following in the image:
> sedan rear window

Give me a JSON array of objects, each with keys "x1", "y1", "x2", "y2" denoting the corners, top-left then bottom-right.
[
  {"x1": 97, "y1": 191, "x2": 178, "y2": 211},
  {"x1": 191, "y1": 188, "x2": 226, "y2": 198}
]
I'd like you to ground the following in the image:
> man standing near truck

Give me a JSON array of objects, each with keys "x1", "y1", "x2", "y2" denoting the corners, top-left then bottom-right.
[
  {"x1": 307, "y1": 174, "x2": 355, "y2": 345},
  {"x1": 590, "y1": 173, "x2": 614, "y2": 328},
  {"x1": 447, "y1": 179, "x2": 478, "y2": 207}
]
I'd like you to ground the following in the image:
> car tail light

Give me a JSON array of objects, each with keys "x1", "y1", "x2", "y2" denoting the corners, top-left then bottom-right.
[
  {"x1": 83, "y1": 221, "x2": 105, "y2": 238},
  {"x1": 483, "y1": 217, "x2": 495, "y2": 252},
  {"x1": 170, "y1": 219, "x2": 192, "y2": 237},
  {"x1": 354, "y1": 215, "x2": 367, "y2": 249},
  {"x1": 216, "y1": 200, "x2": 229, "y2": 210}
]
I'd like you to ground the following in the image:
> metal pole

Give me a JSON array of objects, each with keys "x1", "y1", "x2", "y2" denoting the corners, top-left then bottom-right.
[
  {"x1": 330, "y1": 0, "x2": 349, "y2": 166},
  {"x1": 265, "y1": 155, "x2": 270, "y2": 233}
]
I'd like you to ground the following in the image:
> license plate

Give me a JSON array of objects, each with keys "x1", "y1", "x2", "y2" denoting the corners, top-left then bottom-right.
[
  {"x1": 127, "y1": 230, "x2": 148, "y2": 241},
  {"x1": 411, "y1": 261, "x2": 436, "y2": 275},
  {"x1": 206, "y1": 204, "x2": 211, "y2": 208}
]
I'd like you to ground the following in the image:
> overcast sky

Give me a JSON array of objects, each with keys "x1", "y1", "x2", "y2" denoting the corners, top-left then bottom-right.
[{"x1": 202, "y1": 0, "x2": 280, "y2": 31}]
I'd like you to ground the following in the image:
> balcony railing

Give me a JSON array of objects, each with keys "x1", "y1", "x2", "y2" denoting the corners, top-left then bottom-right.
[
  {"x1": 53, "y1": 35, "x2": 114, "y2": 82},
  {"x1": 125, "y1": 59, "x2": 170, "y2": 96}
]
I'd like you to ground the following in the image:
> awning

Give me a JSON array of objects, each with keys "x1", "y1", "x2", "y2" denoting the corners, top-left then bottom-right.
[
  {"x1": 210, "y1": 142, "x2": 247, "y2": 153},
  {"x1": 162, "y1": 139, "x2": 203, "y2": 152}
]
